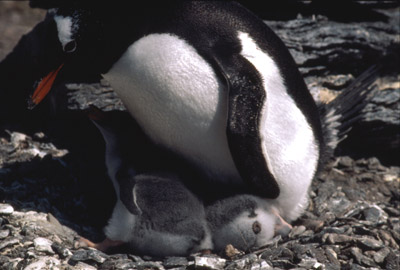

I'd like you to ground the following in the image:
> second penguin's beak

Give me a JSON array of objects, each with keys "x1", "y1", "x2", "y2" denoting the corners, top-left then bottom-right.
[{"x1": 28, "y1": 63, "x2": 64, "y2": 109}]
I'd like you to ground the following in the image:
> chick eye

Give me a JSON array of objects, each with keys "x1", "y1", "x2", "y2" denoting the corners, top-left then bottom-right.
[
  {"x1": 252, "y1": 221, "x2": 262, "y2": 234},
  {"x1": 63, "y1": 40, "x2": 77, "y2": 53}
]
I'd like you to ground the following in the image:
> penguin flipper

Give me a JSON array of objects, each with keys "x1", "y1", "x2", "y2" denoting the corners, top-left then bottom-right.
[
  {"x1": 117, "y1": 174, "x2": 141, "y2": 215},
  {"x1": 212, "y1": 54, "x2": 280, "y2": 199}
]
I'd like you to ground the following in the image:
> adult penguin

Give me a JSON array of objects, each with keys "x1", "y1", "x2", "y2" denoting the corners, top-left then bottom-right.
[{"x1": 27, "y1": 1, "x2": 323, "y2": 222}]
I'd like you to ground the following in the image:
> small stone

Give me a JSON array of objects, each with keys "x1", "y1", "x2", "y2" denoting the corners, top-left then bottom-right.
[
  {"x1": 10, "y1": 132, "x2": 29, "y2": 147},
  {"x1": 298, "y1": 257, "x2": 324, "y2": 269},
  {"x1": 325, "y1": 247, "x2": 340, "y2": 265},
  {"x1": 258, "y1": 260, "x2": 274, "y2": 270},
  {"x1": 72, "y1": 262, "x2": 97, "y2": 270},
  {"x1": 384, "y1": 206, "x2": 400, "y2": 217},
  {"x1": 128, "y1": 254, "x2": 145, "y2": 262},
  {"x1": 326, "y1": 233, "x2": 353, "y2": 244},
  {"x1": 289, "y1": 225, "x2": 306, "y2": 238},
  {"x1": 357, "y1": 237, "x2": 384, "y2": 250},
  {"x1": 350, "y1": 247, "x2": 376, "y2": 267},
  {"x1": 23, "y1": 256, "x2": 60, "y2": 270},
  {"x1": 384, "y1": 251, "x2": 400, "y2": 270},
  {"x1": 134, "y1": 261, "x2": 164, "y2": 269},
  {"x1": 373, "y1": 247, "x2": 391, "y2": 264},
  {"x1": 33, "y1": 237, "x2": 54, "y2": 254},
  {"x1": 163, "y1": 257, "x2": 188, "y2": 268},
  {"x1": 225, "y1": 254, "x2": 258, "y2": 269},
  {"x1": 301, "y1": 219, "x2": 324, "y2": 231},
  {"x1": 224, "y1": 244, "x2": 243, "y2": 258},
  {"x1": 70, "y1": 249, "x2": 108, "y2": 264},
  {"x1": 337, "y1": 156, "x2": 354, "y2": 168},
  {"x1": 0, "y1": 237, "x2": 19, "y2": 250},
  {"x1": 194, "y1": 255, "x2": 226, "y2": 270},
  {"x1": 51, "y1": 242, "x2": 73, "y2": 259},
  {"x1": 0, "y1": 204, "x2": 14, "y2": 215},
  {"x1": 363, "y1": 205, "x2": 387, "y2": 224},
  {"x1": 0, "y1": 229, "x2": 10, "y2": 239}
]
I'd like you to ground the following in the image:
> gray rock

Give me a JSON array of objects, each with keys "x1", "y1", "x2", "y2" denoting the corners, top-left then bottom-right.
[
  {"x1": 225, "y1": 254, "x2": 258, "y2": 270},
  {"x1": 134, "y1": 261, "x2": 164, "y2": 269},
  {"x1": 23, "y1": 256, "x2": 60, "y2": 270},
  {"x1": 325, "y1": 247, "x2": 340, "y2": 266},
  {"x1": 384, "y1": 251, "x2": 400, "y2": 270},
  {"x1": 33, "y1": 237, "x2": 54, "y2": 254},
  {"x1": 71, "y1": 262, "x2": 97, "y2": 270},
  {"x1": 325, "y1": 233, "x2": 354, "y2": 245},
  {"x1": 51, "y1": 242, "x2": 72, "y2": 259},
  {"x1": 0, "y1": 204, "x2": 14, "y2": 215},
  {"x1": 350, "y1": 247, "x2": 376, "y2": 267},
  {"x1": 0, "y1": 229, "x2": 10, "y2": 239},
  {"x1": 357, "y1": 237, "x2": 384, "y2": 250},
  {"x1": 298, "y1": 257, "x2": 325, "y2": 269},
  {"x1": 0, "y1": 237, "x2": 19, "y2": 250},
  {"x1": 163, "y1": 257, "x2": 188, "y2": 268},
  {"x1": 363, "y1": 205, "x2": 387, "y2": 224},
  {"x1": 69, "y1": 249, "x2": 108, "y2": 264},
  {"x1": 373, "y1": 247, "x2": 391, "y2": 264},
  {"x1": 194, "y1": 255, "x2": 226, "y2": 270},
  {"x1": 289, "y1": 225, "x2": 307, "y2": 238}
]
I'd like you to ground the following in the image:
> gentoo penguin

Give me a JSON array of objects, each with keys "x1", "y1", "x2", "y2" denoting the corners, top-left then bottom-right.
[
  {"x1": 27, "y1": 1, "x2": 322, "y2": 222},
  {"x1": 26, "y1": 2, "x2": 378, "y2": 223},
  {"x1": 82, "y1": 107, "x2": 212, "y2": 256},
  {"x1": 206, "y1": 194, "x2": 292, "y2": 252}
]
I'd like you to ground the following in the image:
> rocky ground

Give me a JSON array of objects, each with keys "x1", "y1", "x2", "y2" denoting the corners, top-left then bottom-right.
[{"x1": 0, "y1": 2, "x2": 399, "y2": 270}]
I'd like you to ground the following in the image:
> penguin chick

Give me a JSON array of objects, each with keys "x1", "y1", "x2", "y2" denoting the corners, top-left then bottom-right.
[
  {"x1": 86, "y1": 107, "x2": 212, "y2": 256},
  {"x1": 104, "y1": 173, "x2": 212, "y2": 257},
  {"x1": 206, "y1": 194, "x2": 291, "y2": 252}
]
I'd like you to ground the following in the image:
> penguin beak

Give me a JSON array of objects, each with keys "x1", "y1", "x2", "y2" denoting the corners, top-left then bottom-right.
[{"x1": 28, "y1": 63, "x2": 64, "y2": 109}]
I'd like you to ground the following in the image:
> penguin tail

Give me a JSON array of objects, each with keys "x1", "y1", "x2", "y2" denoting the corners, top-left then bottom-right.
[{"x1": 319, "y1": 65, "x2": 381, "y2": 158}]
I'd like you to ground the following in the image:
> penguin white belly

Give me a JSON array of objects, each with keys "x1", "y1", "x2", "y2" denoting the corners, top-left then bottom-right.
[
  {"x1": 103, "y1": 33, "x2": 240, "y2": 183},
  {"x1": 238, "y1": 32, "x2": 319, "y2": 221}
]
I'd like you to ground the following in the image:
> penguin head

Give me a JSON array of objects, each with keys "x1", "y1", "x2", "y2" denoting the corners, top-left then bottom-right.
[{"x1": 209, "y1": 196, "x2": 292, "y2": 252}]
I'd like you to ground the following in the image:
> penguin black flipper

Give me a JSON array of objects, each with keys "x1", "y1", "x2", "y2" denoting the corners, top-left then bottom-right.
[
  {"x1": 115, "y1": 171, "x2": 141, "y2": 215},
  {"x1": 211, "y1": 54, "x2": 280, "y2": 199}
]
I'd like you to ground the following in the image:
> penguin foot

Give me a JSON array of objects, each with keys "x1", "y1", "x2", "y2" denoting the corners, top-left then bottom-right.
[
  {"x1": 271, "y1": 209, "x2": 292, "y2": 237},
  {"x1": 76, "y1": 237, "x2": 125, "y2": 252}
]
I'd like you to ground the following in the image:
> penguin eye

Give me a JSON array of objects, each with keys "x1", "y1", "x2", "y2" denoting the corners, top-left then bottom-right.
[
  {"x1": 63, "y1": 40, "x2": 77, "y2": 53},
  {"x1": 252, "y1": 221, "x2": 262, "y2": 234}
]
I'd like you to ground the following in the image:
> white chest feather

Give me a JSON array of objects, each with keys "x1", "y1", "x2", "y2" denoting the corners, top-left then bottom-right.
[
  {"x1": 103, "y1": 33, "x2": 239, "y2": 182},
  {"x1": 238, "y1": 32, "x2": 319, "y2": 221}
]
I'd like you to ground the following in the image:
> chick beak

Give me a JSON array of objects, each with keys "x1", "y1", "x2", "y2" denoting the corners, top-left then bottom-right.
[{"x1": 28, "y1": 63, "x2": 64, "y2": 109}]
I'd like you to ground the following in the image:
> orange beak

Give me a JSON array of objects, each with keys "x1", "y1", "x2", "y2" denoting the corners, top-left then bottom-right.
[{"x1": 28, "y1": 63, "x2": 64, "y2": 109}]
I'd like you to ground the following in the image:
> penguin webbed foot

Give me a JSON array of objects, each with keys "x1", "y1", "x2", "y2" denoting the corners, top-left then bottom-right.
[{"x1": 76, "y1": 237, "x2": 125, "y2": 252}]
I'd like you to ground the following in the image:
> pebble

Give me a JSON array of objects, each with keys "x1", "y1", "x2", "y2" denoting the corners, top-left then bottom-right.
[
  {"x1": 71, "y1": 262, "x2": 97, "y2": 270},
  {"x1": 194, "y1": 255, "x2": 226, "y2": 270},
  {"x1": 325, "y1": 233, "x2": 353, "y2": 244},
  {"x1": 325, "y1": 247, "x2": 340, "y2": 266},
  {"x1": 23, "y1": 256, "x2": 60, "y2": 270},
  {"x1": 356, "y1": 237, "x2": 384, "y2": 250},
  {"x1": 298, "y1": 257, "x2": 325, "y2": 269},
  {"x1": 0, "y1": 229, "x2": 10, "y2": 239},
  {"x1": 51, "y1": 242, "x2": 73, "y2": 259},
  {"x1": 33, "y1": 237, "x2": 54, "y2": 254},
  {"x1": 350, "y1": 247, "x2": 376, "y2": 267},
  {"x1": 70, "y1": 249, "x2": 108, "y2": 264},
  {"x1": 373, "y1": 247, "x2": 390, "y2": 264},
  {"x1": 289, "y1": 225, "x2": 306, "y2": 238},
  {"x1": 225, "y1": 254, "x2": 258, "y2": 270},
  {"x1": 163, "y1": 257, "x2": 188, "y2": 268},
  {"x1": 363, "y1": 205, "x2": 387, "y2": 224},
  {"x1": 0, "y1": 204, "x2": 14, "y2": 215},
  {"x1": 0, "y1": 237, "x2": 19, "y2": 250}
]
